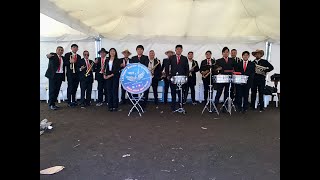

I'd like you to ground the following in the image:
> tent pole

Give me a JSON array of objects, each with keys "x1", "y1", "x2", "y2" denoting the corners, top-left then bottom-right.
[
  {"x1": 265, "y1": 41, "x2": 272, "y2": 82},
  {"x1": 95, "y1": 37, "x2": 102, "y2": 58}
]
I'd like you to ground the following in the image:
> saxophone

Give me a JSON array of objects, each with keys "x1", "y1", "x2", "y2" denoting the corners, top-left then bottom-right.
[
  {"x1": 189, "y1": 62, "x2": 197, "y2": 77},
  {"x1": 151, "y1": 58, "x2": 160, "y2": 78}
]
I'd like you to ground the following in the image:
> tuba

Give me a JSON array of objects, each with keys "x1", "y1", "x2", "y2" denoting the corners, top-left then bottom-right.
[{"x1": 255, "y1": 64, "x2": 269, "y2": 76}]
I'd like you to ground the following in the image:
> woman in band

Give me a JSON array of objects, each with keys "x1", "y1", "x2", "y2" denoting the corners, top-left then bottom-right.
[{"x1": 104, "y1": 48, "x2": 121, "y2": 112}]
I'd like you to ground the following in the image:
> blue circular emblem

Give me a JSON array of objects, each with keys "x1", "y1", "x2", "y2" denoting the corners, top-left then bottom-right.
[{"x1": 120, "y1": 63, "x2": 152, "y2": 94}]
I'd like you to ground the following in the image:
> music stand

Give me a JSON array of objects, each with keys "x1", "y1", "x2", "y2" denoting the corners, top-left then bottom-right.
[
  {"x1": 202, "y1": 67, "x2": 219, "y2": 115},
  {"x1": 127, "y1": 92, "x2": 144, "y2": 116},
  {"x1": 220, "y1": 76, "x2": 236, "y2": 115}
]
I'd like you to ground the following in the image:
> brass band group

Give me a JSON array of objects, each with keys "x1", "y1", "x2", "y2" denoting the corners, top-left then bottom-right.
[{"x1": 45, "y1": 44, "x2": 274, "y2": 113}]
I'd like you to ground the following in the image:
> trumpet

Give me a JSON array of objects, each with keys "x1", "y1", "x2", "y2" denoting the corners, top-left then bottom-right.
[
  {"x1": 70, "y1": 54, "x2": 76, "y2": 73},
  {"x1": 189, "y1": 63, "x2": 197, "y2": 77},
  {"x1": 85, "y1": 61, "x2": 95, "y2": 77},
  {"x1": 150, "y1": 58, "x2": 160, "y2": 78},
  {"x1": 255, "y1": 64, "x2": 269, "y2": 76}
]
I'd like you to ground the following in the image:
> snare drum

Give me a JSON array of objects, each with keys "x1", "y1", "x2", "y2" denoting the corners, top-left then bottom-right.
[
  {"x1": 213, "y1": 75, "x2": 231, "y2": 83},
  {"x1": 171, "y1": 75, "x2": 188, "y2": 84},
  {"x1": 232, "y1": 75, "x2": 248, "y2": 84}
]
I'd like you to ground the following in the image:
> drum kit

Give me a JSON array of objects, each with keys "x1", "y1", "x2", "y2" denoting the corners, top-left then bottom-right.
[{"x1": 171, "y1": 73, "x2": 188, "y2": 114}]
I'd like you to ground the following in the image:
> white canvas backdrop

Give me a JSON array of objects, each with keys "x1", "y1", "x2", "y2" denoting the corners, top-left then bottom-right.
[{"x1": 40, "y1": 41, "x2": 96, "y2": 100}]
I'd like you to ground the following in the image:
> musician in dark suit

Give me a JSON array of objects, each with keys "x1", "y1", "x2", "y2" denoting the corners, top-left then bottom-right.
[
  {"x1": 200, "y1": 50, "x2": 219, "y2": 103},
  {"x1": 233, "y1": 51, "x2": 255, "y2": 113},
  {"x1": 145, "y1": 50, "x2": 162, "y2": 107},
  {"x1": 185, "y1": 51, "x2": 199, "y2": 105},
  {"x1": 166, "y1": 44, "x2": 189, "y2": 111},
  {"x1": 129, "y1": 45, "x2": 149, "y2": 109},
  {"x1": 64, "y1": 44, "x2": 82, "y2": 107},
  {"x1": 214, "y1": 47, "x2": 237, "y2": 109},
  {"x1": 119, "y1": 49, "x2": 131, "y2": 104},
  {"x1": 231, "y1": 49, "x2": 242, "y2": 103},
  {"x1": 103, "y1": 48, "x2": 121, "y2": 112},
  {"x1": 77, "y1": 50, "x2": 95, "y2": 107},
  {"x1": 250, "y1": 49, "x2": 274, "y2": 112},
  {"x1": 45, "y1": 46, "x2": 67, "y2": 110},
  {"x1": 94, "y1": 48, "x2": 109, "y2": 107},
  {"x1": 161, "y1": 50, "x2": 175, "y2": 104}
]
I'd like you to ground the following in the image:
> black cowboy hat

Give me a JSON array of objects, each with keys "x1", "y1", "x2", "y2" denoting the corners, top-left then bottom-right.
[{"x1": 98, "y1": 48, "x2": 109, "y2": 54}]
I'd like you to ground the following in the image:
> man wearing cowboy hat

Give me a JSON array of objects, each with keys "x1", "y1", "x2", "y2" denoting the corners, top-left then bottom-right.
[
  {"x1": 250, "y1": 49, "x2": 274, "y2": 112},
  {"x1": 161, "y1": 50, "x2": 175, "y2": 104},
  {"x1": 94, "y1": 48, "x2": 109, "y2": 106},
  {"x1": 119, "y1": 49, "x2": 132, "y2": 104}
]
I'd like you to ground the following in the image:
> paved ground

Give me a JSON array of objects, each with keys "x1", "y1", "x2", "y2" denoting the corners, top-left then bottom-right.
[{"x1": 40, "y1": 101, "x2": 280, "y2": 180}]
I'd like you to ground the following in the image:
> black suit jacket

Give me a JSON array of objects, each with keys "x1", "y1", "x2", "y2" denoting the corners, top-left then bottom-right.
[
  {"x1": 235, "y1": 60, "x2": 255, "y2": 87},
  {"x1": 103, "y1": 58, "x2": 121, "y2": 78},
  {"x1": 45, "y1": 53, "x2": 67, "y2": 81},
  {"x1": 167, "y1": 55, "x2": 189, "y2": 76},
  {"x1": 216, "y1": 57, "x2": 237, "y2": 75},
  {"x1": 77, "y1": 58, "x2": 95, "y2": 83},
  {"x1": 187, "y1": 60, "x2": 199, "y2": 84},
  {"x1": 129, "y1": 55, "x2": 149, "y2": 67},
  {"x1": 119, "y1": 57, "x2": 131, "y2": 70},
  {"x1": 64, "y1": 52, "x2": 82, "y2": 76},
  {"x1": 94, "y1": 57, "x2": 108, "y2": 81},
  {"x1": 252, "y1": 59, "x2": 274, "y2": 80},
  {"x1": 200, "y1": 58, "x2": 222, "y2": 80}
]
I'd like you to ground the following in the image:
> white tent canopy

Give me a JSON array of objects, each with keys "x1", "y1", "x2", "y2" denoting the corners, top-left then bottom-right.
[
  {"x1": 40, "y1": 0, "x2": 280, "y2": 100},
  {"x1": 40, "y1": 0, "x2": 279, "y2": 43}
]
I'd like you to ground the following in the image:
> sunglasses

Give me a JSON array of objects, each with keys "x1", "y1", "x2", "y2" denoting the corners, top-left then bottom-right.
[{"x1": 84, "y1": 54, "x2": 89, "y2": 56}]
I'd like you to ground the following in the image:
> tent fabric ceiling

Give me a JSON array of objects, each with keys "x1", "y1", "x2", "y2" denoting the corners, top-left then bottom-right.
[
  {"x1": 41, "y1": 0, "x2": 279, "y2": 43},
  {"x1": 40, "y1": 13, "x2": 95, "y2": 41}
]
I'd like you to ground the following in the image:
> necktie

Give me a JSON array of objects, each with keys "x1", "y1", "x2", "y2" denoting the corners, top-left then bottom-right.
[
  {"x1": 207, "y1": 59, "x2": 210, "y2": 65},
  {"x1": 73, "y1": 54, "x2": 77, "y2": 62},
  {"x1": 244, "y1": 61, "x2": 247, "y2": 72},
  {"x1": 58, "y1": 56, "x2": 62, "y2": 72},
  {"x1": 177, "y1": 56, "x2": 180, "y2": 64},
  {"x1": 225, "y1": 57, "x2": 228, "y2": 63},
  {"x1": 86, "y1": 59, "x2": 90, "y2": 69},
  {"x1": 138, "y1": 56, "x2": 141, "y2": 61}
]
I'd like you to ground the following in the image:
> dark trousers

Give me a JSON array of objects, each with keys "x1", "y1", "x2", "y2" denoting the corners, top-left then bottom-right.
[
  {"x1": 170, "y1": 82, "x2": 187, "y2": 110},
  {"x1": 203, "y1": 78, "x2": 210, "y2": 102},
  {"x1": 230, "y1": 83, "x2": 235, "y2": 99},
  {"x1": 107, "y1": 77, "x2": 119, "y2": 109},
  {"x1": 97, "y1": 79, "x2": 108, "y2": 103},
  {"x1": 251, "y1": 79, "x2": 266, "y2": 109},
  {"x1": 163, "y1": 78, "x2": 170, "y2": 103},
  {"x1": 48, "y1": 73, "x2": 64, "y2": 106},
  {"x1": 80, "y1": 79, "x2": 93, "y2": 105},
  {"x1": 235, "y1": 84, "x2": 250, "y2": 111},
  {"x1": 185, "y1": 78, "x2": 196, "y2": 102},
  {"x1": 144, "y1": 78, "x2": 159, "y2": 105},
  {"x1": 121, "y1": 85, "x2": 127, "y2": 102},
  {"x1": 67, "y1": 74, "x2": 79, "y2": 103},
  {"x1": 214, "y1": 83, "x2": 230, "y2": 104}
]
